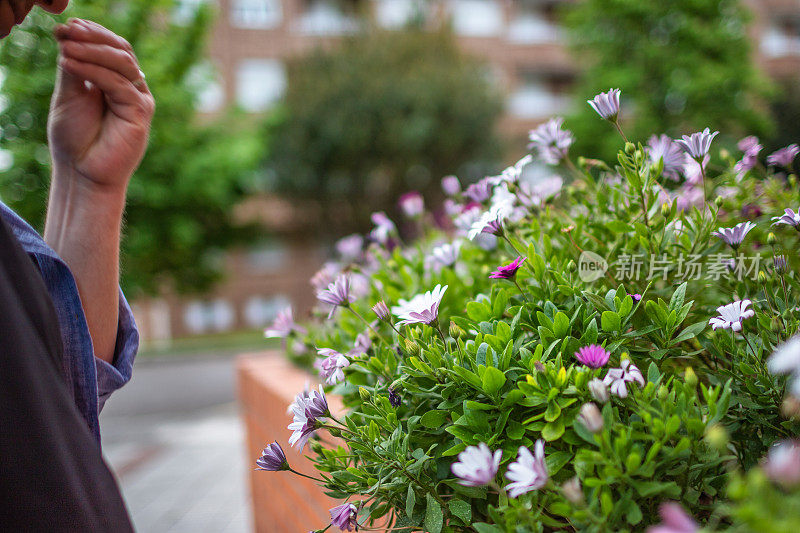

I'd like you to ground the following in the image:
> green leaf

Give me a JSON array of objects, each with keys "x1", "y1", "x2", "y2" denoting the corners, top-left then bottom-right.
[
  {"x1": 670, "y1": 321, "x2": 707, "y2": 345},
  {"x1": 542, "y1": 419, "x2": 565, "y2": 441},
  {"x1": 492, "y1": 289, "x2": 509, "y2": 318},
  {"x1": 647, "y1": 362, "x2": 661, "y2": 384},
  {"x1": 448, "y1": 499, "x2": 471, "y2": 524},
  {"x1": 553, "y1": 312, "x2": 570, "y2": 338},
  {"x1": 482, "y1": 367, "x2": 506, "y2": 395},
  {"x1": 473, "y1": 524, "x2": 504, "y2": 533},
  {"x1": 420, "y1": 410, "x2": 448, "y2": 428},
  {"x1": 601, "y1": 311, "x2": 621, "y2": 332},
  {"x1": 605, "y1": 220, "x2": 634, "y2": 233},
  {"x1": 406, "y1": 485, "x2": 416, "y2": 520},
  {"x1": 670, "y1": 282, "x2": 687, "y2": 311},
  {"x1": 630, "y1": 480, "x2": 681, "y2": 498},
  {"x1": 424, "y1": 494, "x2": 443, "y2": 533},
  {"x1": 466, "y1": 301, "x2": 492, "y2": 322}
]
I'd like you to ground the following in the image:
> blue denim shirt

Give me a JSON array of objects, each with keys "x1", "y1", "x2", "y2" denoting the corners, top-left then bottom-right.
[{"x1": 0, "y1": 201, "x2": 138, "y2": 442}]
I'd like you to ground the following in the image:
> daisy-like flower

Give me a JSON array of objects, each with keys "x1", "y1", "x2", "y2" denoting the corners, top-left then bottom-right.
[
  {"x1": 767, "y1": 144, "x2": 800, "y2": 168},
  {"x1": 336, "y1": 234, "x2": 364, "y2": 262},
  {"x1": 372, "y1": 301, "x2": 391, "y2": 321},
  {"x1": 288, "y1": 386, "x2": 329, "y2": 451},
  {"x1": 675, "y1": 128, "x2": 718, "y2": 161},
  {"x1": 255, "y1": 441, "x2": 289, "y2": 471},
  {"x1": 574, "y1": 344, "x2": 610, "y2": 369},
  {"x1": 734, "y1": 137, "x2": 762, "y2": 178},
  {"x1": 762, "y1": 440, "x2": 800, "y2": 488},
  {"x1": 468, "y1": 211, "x2": 503, "y2": 241},
  {"x1": 369, "y1": 211, "x2": 397, "y2": 245},
  {"x1": 631, "y1": 293, "x2": 642, "y2": 303},
  {"x1": 392, "y1": 285, "x2": 448, "y2": 326},
  {"x1": 398, "y1": 191, "x2": 424, "y2": 218},
  {"x1": 464, "y1": 178, "x2": 494, "y2": 203},
  {"x1": 311, "y1": 262, "x2": 341, "y2": 292},
  {"x1": 317, "y1": 274, "x2": 355, "y2": 318},
  {"x1": 451, "y1": 443, "x2": 502, "y2": 486},
  {"x1": 329, "y1": 502, "x2": 359, "y2": 532},
  {"x1": 441, "y1": 175, "x2": 461, "y2": 196},
  {"x1": 349, "y1": 332, "x2": 372, "y2": 357},
  {"x1": 264, "y1": 307, "x2": 307, "y2": 338},
  {"x1": 712, "y1": 221, "x2": 756, "y2": 249},
  {"x1": 587, "y1": 88, "x2": 621, "y2": 122},
  {"x1": 588, "y1": 378, "x2": 610, "y2": 404},
  {"x1": 647, "y1": 134, "x2": 686, "y2": 181},
  {"x1": 709, "y1": 299, "x2": 755, "y2": 332},
  {"x1": 772, "y1": 207, "x2": 800, "y2": 229},
  {"x1": 505, "y1": 440, "x2": 549, "y2": 497},
  {"x1": 315, "y1": 348, "x2": 350, "y2": 385},
  {"x1": 517, "y1": 175, "x2": 563, "y2": 208},
  {"x1": 428, "y1": 241, "x2": 461, "y2": 271},
  {"x1": 646, "y1": 502, "x2": 698, "y2": 533},
  {"x1": 387, "y1": 386, "x2": 401, "y2": 407},
  {"x1": 603, "y1": 359, "x2": 645, "y2": 398},
  {"x1": 577, "y1": 402, "x2": 604, "y2": 433},
  {"x1": 767, "y1": 335, "x2": 800, "y2": 397},
  {"x1": 738, "y1": 135, "x2": 760, "y2": 153},
  {"x1": 489, "y1": 256, "x2": 526, "y2": 280},
  {"x1": 494, "y1": 154, "x2": 534, "y2": 185},
  {"x1": 528, "y1": 117, "x2": 574, "y2": 165}
]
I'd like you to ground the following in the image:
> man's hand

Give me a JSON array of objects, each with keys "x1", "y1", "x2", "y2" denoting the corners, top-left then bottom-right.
[
  {"x1": 44, "y1": 19, "x2": 154, "y2": 364},
  {"x1": 49, "y1": 18, "x2": 154, "y2": 192}
]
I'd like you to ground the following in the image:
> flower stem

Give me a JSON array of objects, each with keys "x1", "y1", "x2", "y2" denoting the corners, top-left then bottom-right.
[
  {"x1": 613, "y1": 121, "x2": 629, "y2": 143},
  {"x1": 513, "y1": 279, "x2": 531, "y2": 302},
  {"x1": 288, "y1": 468, "x2": 323, "y2": 482},
  {"x1": 347, "y1": 306, "x2": 392, "y2": 347}
]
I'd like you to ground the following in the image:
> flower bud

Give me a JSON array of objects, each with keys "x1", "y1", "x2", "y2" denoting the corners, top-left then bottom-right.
[
  {"x1": 588, "y1": 378, "x2": 610, "y2": 404},
  {"x1": 577, "y1": 156, "x2": 587, "y2": 169},
  {"x1": 372, "y1": 301, "x2": 391, "y2": 321},
  {"x1": 719, "y1": 148, "x2": 730, "y2": 160},
  {"x1": 790, "y1": 174, "x2": 798, "y2": 187},
  {"x1": 634, "y1": 151, "x2": 645, "y2": 166},
  {"x1": 704, "y1": 424, "x2": 729, "y2": 452},
  {"x1": 658, "y1": 384, "x2": 668, "y2": 401},
  {"x1": 359, "y1": 387, "x2": 371, "y2": 402},
  {"x1": 758, "y1": 271, "x2": 768, "y2": 284},
  {"x1": 404, "y1": 338, "x2": 420, "y2": 356},
  {"x1": 449, "y1": 321, "x2": 466, "y2": 339},
  {"x1": 684, "y1": 367, "x2": 698, "y2": 388},
  {"x1": 533, "y1": 361, "x2": 546, "y2": 373},
  {"x1": 767, "y1": 232, "x2": 778, "y2": 246},
  {"x1": 661, "y1": 202, "x2": 671, "y2": 219},
  {"x1": 561, "y1": 477, "x2": 583, "y2": 504},
  {"x1": 782, "y1": 396, "x2": 800, "y2": 419},
  {"x1": 714, "y1": 196, "x2": 724, "y2": 208},
  {"x1": 387, "y1": 386, "x2": 401, "y2": 407},
  {"x1": 328, "y1": 427, "x2": 342, "y2": 438},
  {"x1": 577, "y1": 402, "x2": 604, "y2": 433},
  {"x1": 624, "y1": 142, "x2": 636, "y2": 155},
  {"x1": 567, "y1": 260, "x2": 577, "y2": 272}
]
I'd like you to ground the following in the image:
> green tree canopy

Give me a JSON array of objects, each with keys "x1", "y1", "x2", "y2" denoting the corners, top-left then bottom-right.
[
  {"x1": 563, "y1": 0, "x2": 773, "y2": 159},
  {"x1": 267, "y1": 28, "x2": 503, "y2": 234},
  {"x1": 0, "y1": 0, "x2": 264, "y2": 296}
]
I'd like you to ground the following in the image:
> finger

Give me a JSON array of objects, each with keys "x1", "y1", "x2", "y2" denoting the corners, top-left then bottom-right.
[
  {"x1": 55, "y1": 19, "x2": 136, "y2": 57},
  {"x1": 59, "y1": 41, "x2": 142, "y2": 85},
  {"x1": 59, "y1": 57, "x2": 154, "y2": 123}
]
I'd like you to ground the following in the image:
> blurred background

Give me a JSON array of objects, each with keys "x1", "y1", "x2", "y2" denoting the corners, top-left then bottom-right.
[{"x1": 0, "y1": 0, "x2": 798, "y2": 530}]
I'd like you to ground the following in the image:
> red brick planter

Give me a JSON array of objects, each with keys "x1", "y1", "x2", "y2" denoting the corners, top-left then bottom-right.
[{"x1": 238, "y1": 352, "x2": 345, "y2": 532}]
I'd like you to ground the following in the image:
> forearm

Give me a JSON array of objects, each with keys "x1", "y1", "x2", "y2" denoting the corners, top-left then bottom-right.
[{"x1": 44, "y1": 164, "x2": 126, "y2": 364}]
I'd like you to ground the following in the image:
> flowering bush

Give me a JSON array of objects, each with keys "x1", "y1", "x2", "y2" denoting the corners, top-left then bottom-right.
[{"x1": 261, "y1": 89, "x2": 800, "y2": 532}]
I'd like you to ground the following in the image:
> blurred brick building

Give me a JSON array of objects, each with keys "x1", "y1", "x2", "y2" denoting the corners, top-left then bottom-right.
[{"x1": 133, "y1": 0, "x2": 800, "y2": 345}]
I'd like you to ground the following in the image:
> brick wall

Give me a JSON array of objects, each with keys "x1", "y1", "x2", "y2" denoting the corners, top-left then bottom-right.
[{"x1": 238, "y1": 352, "x2": 345, "y2": 532}]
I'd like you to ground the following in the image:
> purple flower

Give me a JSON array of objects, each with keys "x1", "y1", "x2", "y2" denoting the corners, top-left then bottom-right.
[
  {"x1": 451, "y1": 443, "x2": 502, "y2": 486},
  {"x1": 349, "y1": 332, "x2": 372, "y2": 357},
  {"x1": 575, "y1": 344, "x2": 610, "y2": 369},
  {"x1": 712, "y1": 221, "x2": 756, "y2": 249},
  {"x1": 464, "y1": 178, "x2": 494, "y2": 203},
  {"x1": 763, "y1": 440, "x2": 800, "y2": 488},
  {"x1": 489, "y1": 256, "x2": 526, "y2": 280},
  {"x1": 255, "y1": 441, "x2": 289, "y2": 471},
  {"x1": 528, "y1": 117, "x2": 574, "y2": 165},
  {"x1": 264, "y1": 307, "x2": 307, "y2": 338},
  {"x1": 631, "y1": 293, "x2": 642, "y2": 303},
  {"x1": 387, "y1": 386, "x2": 401, "y2": 407},
  {"x1": 315, "y1": 348, "x2": 350, "y2": 385},
  {"x1": 311, "y1": 262, "x2": 340, "y2": 292},
  {"x1": 336, "y1": 234, "x2": 364, "y2": 262},
  {"x1": 675, "y1": 128, "x2": 718, "y2": 160},
  {"x1": 738, "y1": 135, "x2": 760, "y2": 153},
  {"x1": 577, "y1": 402, "x2": 604, "y2": 433},
  {"x1": 329, "y1": 503, "x2": 358, "y2": 532},
  {"x1": 588, "y1": 378, "x2": 610, "y2": 403},
  {"x1": 392, "y1": 285, "x2": 448, "y2": 326},
  {"x1": 505, "y1": 440, "x2": 548, "y2": 497},
  {"x1": 288, "y1": 386, "x2": 329, "y2": 451},
  {"x1": 648, "y1": 134, "x2": 686, "y2": 181},
  {"x1": 441, "y1": 175, "x2": 461, "y2": 196},
  {"x1": 646, "y1": 502, "x2": 698, "y2": 533},
  {"x1": 775, "y1": 255, "x2": 788, "y2": 273},
  {"x1": 587, "y1": 88, "x2": 621, "y2": 121},
  {"x1": 372, "y1": 301, "x2": 390, "y2": 321},
  {"x1": 734, "y1": 139, "x2": 762, "y2": 178},
  {"x1": 468, "y1": 211, "x2": 503, "y2": 240},
  {"x1": 709, "y1": 299, "x2": 755, "y2": 332},
  {"x1": 428, "y1": 241, "x2": 461, "y2": 271},
  {"x1": 603, "y1": 359, "x2": 645, "y2": 398},
  {"x1": 767, "y1": 335, "x2": 800, "y2": 397},
  {"x1": 767, "y1": 144, "x2": 800, "y2": 168},
  {"x1": 317, "y1": 274, "x2": 355, "y2": 318},
  {"x1": 369, "y1": 212, "x2": 397, "y2": 245},
  {"x1": 398, "y1": 191, "x2": 424, "y2": 218},
  {"x1": 517, "y1": 175, "x2": 563, "y2": 208},
  {"x1": 772, "y1": 207, "x2": 800, "y2": 229}
]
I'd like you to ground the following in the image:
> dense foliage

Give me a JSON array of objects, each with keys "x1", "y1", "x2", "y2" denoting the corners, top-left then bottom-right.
[
  {"x1": 260, "y1": 90, "x2": 800, "y2": 532},
  {"x1": 267, "y1": 28, "x2": 503, "y2": 235},
  {"x1": 563, "y1": 0, "x2": 773, "y2": 161},
  {"x1": 0, "y1": 1, "x2": 263, "y2": 295}
]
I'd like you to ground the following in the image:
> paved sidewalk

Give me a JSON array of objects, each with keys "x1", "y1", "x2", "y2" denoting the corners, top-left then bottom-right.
[{"x1": 100, "y1": 356, "x2": 254, "y2": 532}]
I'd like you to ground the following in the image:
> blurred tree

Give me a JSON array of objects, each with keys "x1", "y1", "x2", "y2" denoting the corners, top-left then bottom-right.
[
  {"x1": 563, "y1": 0, "x2": 774, "y2": 159},
  {"x1": 766, "y1": 77, "x2": 800, "y2": 152},
  {"x1": 0, "y1": 0, "x2": 264, "y2": 296},
  {"x1": 267, "y1": 29, "x2": 502, "y2": 233}
]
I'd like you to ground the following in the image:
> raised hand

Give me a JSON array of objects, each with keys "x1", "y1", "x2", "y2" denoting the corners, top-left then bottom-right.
[{"x1": 49, "y1": 18, "x2": 154, "y2": 192}]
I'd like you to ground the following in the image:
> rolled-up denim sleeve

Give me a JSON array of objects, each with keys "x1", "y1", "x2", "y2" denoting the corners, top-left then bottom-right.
[{"x1": 95, "y1": 288, "x2": 139, "y2": 411}]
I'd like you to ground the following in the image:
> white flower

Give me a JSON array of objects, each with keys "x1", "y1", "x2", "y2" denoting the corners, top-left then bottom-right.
[
  {"x1": 602, "y1": 359, "x2": 645, "y2": 398},
  {"x1": 428, "y1": 241, "x2": 461, "y2": 272},
  {"x1": 767, "y1": 336, "x2": 800, "y2": 397},
  {"x1": 505, "y1": 440, "x2": 549, "y2": 497},
  {"x1": 451, "y1": 443, "x2": 502, "y2": 486},
  {"x1": 391, "y1": 285, "x2": 448, "y2": 326},
  {"x1": 314, "y1": 348, "x2": 350, "y2": 385},
  {"x1": 518, "y1": 175, "x2": 563, "y2": 208},
  {"x1": 709, "y1": 300, "x2": 755, "y2": 332},
  {"x1": 468, "y1": 210, "x2": 502, "y2": 240}
]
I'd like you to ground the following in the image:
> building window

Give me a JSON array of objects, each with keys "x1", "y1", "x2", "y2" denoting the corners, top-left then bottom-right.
[
  {"x1": 507, "y1": 4, "x2": 561, "y2": 44},
  {"x1": 184, "y1": 299, "x2": 235, "y2": 333},
  {"x1": 187, "y1": 62, "x2": 226, "y2": 113},
  {"x1": 507, "y1": 70, "x2": 571, "y2": 119},
  {"x1": 173, "y1": 0, "x2": 214, "y2": 26},
  {"x1": 374, "y1": 0, "x2": 424, "y2": 29},
  {"x1": 230, "y1": 0, "x2": 283, "y2": 29},
  {"x1": 295, "y1": 0, "x2": 359, "y2": 35},
  {"x1": 761, "y1": 19, "x2": 800, "y2": 57},
  {"x1": 235, "y1": 59, "x2": 287, "y2": 112},
  {"x1": 244, "y1": 295, "x2": 291, "y2": 328},
  {"x1": 449, "y1": 0, "x2": 504, "y2": 37}
]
